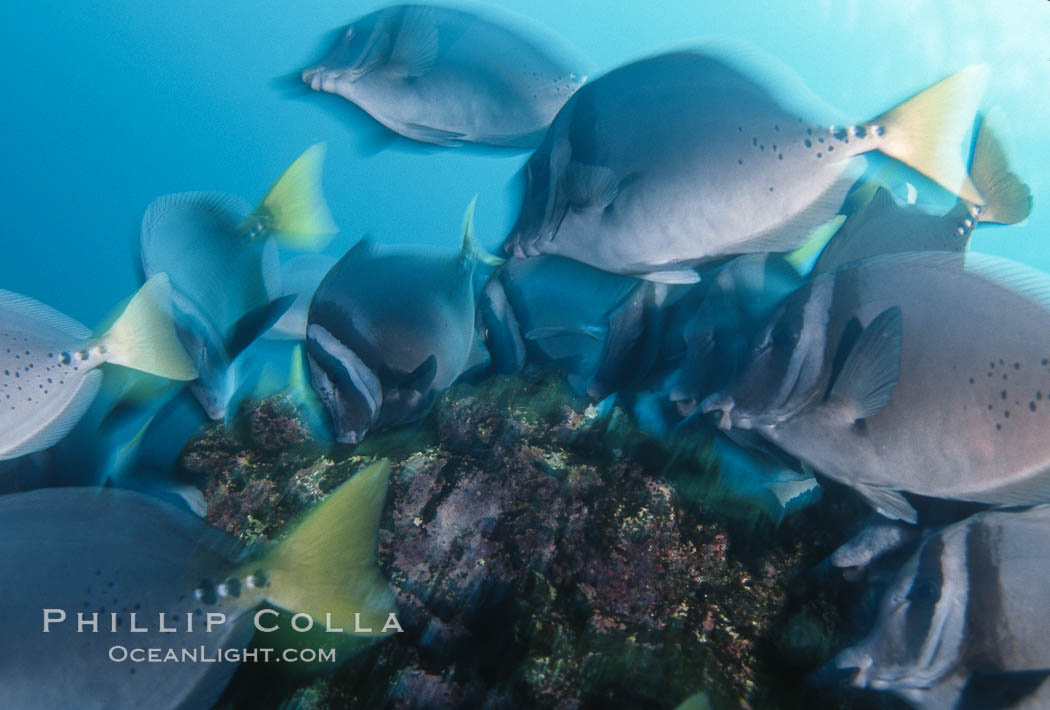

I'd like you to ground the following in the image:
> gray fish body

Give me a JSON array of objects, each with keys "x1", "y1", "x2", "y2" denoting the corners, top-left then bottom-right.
[
  {"x1": 495, "y1": 255, "x2": 638, "y2": 374},
  {"x1": 306, "y1": 241, "x2": 481, "y2": 443},
  {"x1": 671, "y1": 253, "x2": 802, "y2": 414},
  {"x1": 812, "y1": 188, "x2": 979, "y2": 276},
  {"x1": 0, "y1": 487, "x2": 254, "y2": 710},
  {"x1": 141, "y1": 192, "x2": 281, "y2": 420},
  {"x1": 303, "y1": 4, "x2": 586, "y2": 148},
  {"x1": 505, "y1": 51, "x2": 873, "y2": 279},
  {"x1": 837, "y1": 505, "x2": 1050, "y2": 709},
  {"x1": 0, "y1": 291, "x2": 105, "y2": 461},
  {"x1": 704, "y1": 252, "x2": 1050, "y2": 521}
]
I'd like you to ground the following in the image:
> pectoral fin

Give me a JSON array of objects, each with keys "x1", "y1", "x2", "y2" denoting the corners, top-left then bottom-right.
[{"x1": 828, "y1": 306, "x2": 902, "y2": 420}]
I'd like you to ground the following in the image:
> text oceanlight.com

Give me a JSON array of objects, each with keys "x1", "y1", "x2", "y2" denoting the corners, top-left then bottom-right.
[{"x1": 108, "y1": 646, "x2": 336, "y2": 664}]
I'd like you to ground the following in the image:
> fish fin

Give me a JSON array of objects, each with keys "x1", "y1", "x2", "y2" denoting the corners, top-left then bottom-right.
[
  {"x1": 260, "y1": 235, "x2": 282, "y2": 301},
  {"x1": 962, "y1": 252, "x2": 1050, "y2": 311},
  {"x1": 785, "y1": 214, "x2": 846, "y2": 273},
  {"x1": 828, "y1": 306, "x2": 902, "y2": 420},
  {"x1": 401, "y1": 122, "x2": 466, "y2": 147},
  {"x1": 347, "y1": 233, "x2": 380, "y2": 261},
  {"x1": 402, "y1": 355, "x2": 437, "y2": 393},
  {"x1": 739, "y1": 162, "x2": 862, "y2": 256},
  {"x1": 564, "y1": 162, "x2": 620, "y2": 210},
  {"x1": 389, "y1": 6, "x2": 440, "y2": 78},
  {"x1": 98, "y1": 274, "x2": 199, "y2": 380},
  {"x1": 525, "y1": 325, "x2": 606, "y2": 341},
  {"x1": 854, "y1": 483, "x2": 918, "y2": 524},
  {"x1": 244, "y1": 460, "x2": 396, "y2": 635},
  {"x1": 0, "y1": 369, "x2": 102, "y2": 461},
  {"x1": 640, "y1": 269, "x2": 700, "y2": 285},
  {"x1": 253, "y1": 143, "x2": 338, "y2": 250},
  {"x1": 767, "y1": 477, "x2": 822, "y2": 515},
  {"x1": 961, "y1": 469, "x2": 1050, "y2": 507},
  {"x1": 970, "y1": 111, "x2": 1032, "y2": 225},
  {"x1": 459, "y1": 196, "x2": 504, "y2": 267},
  {"x1": 870, "y1": 65, "x2": 988, "y2": 205},
  {"x1": 0, "y1": 290, "x2": 92, "y2": 341},
  {"x1": 225, "y1": 295, "x2": 297, "y2": 360}
]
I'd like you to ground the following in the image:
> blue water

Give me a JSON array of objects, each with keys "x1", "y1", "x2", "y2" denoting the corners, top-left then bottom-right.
[{"x1": 2, "y1": 0, "x2": 1048, "y2": 328}]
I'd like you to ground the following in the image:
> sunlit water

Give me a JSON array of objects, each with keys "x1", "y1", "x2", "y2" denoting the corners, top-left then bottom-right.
[{"x1": 2, "y1": 0, "x2": 1048, "y2": 327}]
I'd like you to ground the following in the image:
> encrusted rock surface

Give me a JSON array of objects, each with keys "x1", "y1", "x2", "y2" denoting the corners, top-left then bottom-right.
[{"x1": 193, "y1": 371, "x2": 903, "y2": 710}]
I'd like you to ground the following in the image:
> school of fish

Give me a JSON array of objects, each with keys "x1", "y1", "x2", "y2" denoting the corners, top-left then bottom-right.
[{"x1": 2, "y1": 2, "x2": 1044, "y2": 708}]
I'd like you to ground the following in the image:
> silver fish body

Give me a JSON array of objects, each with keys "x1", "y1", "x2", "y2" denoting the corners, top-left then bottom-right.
[
  {"x1": 504, "y1": 51, "x2": 986, "y2": 282},
  {"x1": 0, "y1": 487, "x2": 252, "y2": 710},
  {"x1": 302, "y1": 4, "x2": 587, "y2": 148},
  {"x1": 703, "y1": 252, "x2": 1050, "y2": 522},
  {"x1": 306, "y1": 206, "x2": 494, "y2": 444},
  {"x1": 141, "y1": 192, "x2": 281, "y2": 420},
  {"x1": 837, "y1": 505, "x2": 1050, "y2": 709}
]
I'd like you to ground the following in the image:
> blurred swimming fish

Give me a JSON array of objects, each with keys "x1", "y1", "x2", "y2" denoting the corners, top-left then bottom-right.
[
  {"x1": 670, "y1": 253, "x2": 803, "y2": 416},
  {"x1": 477, "y1": 255, "x2": 638, "y2": 392},
  {"x1": 141, "y1": 144, "x2": 337, "y2": 420},
  {"x1": 505, "y1": 48, "x2": 988, "y2": 283},
  {"x1": 835, "y1": 505, "x2": 1050, "y2": 709},
  {"x1": 307, "y1": 198, "x2": 502, "y2": 444},
  {"x1": 702, "y1": 252, "x2": 1050, "y2": 523},
  {"x1": 0, "y1": 460, "x2": 396, "y2": 709},
  {"x1": 810, "y1": 115, "x2": 1032, "y2": 276},
  {"x1": 0, "y1": 275, "x2": 196, "y2": 462},
  {"x1": 268, "y1": 254, "x2": 339, "y2": 341},
  {"x1": 301, "y1": 4, "x2": 587, "y2": 148}
]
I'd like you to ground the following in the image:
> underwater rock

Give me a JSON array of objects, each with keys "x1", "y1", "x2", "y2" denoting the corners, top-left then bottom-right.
[{"x1": 189, "y1": 370, "x2": 903, "y2": 709}]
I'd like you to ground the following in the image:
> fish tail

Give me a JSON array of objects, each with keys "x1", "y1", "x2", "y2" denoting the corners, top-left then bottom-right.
[
  {"x1": 459, "y1": 195, "x2": 504, "y2": 268},
  {"x1": 97, "y1": 274, "x2": 199, "y2": 381},
  {"x1": 248, "y1": 143, "x2": 339, "y2": 250},
  {"x1": 867, "y1": 65, "x2": 988, "y2": 205},
  {"x1": 241, "y1": 460, "x2": 397, "y2": 637},
  {"x1": 968, "y1": 111, "x2": 1032, "y2": 225}
]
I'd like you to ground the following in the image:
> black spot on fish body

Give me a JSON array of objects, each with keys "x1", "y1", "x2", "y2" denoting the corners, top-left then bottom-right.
[
  {"x1": 1030, "y1": 402, "x2": 1037, "y2": 412},
  {"x1": 804, "y1": 138, "x2": 812, "y2": 148}
]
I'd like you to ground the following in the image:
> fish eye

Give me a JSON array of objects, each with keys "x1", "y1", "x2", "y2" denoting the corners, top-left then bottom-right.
[
  {"x1": 771, "y1": 321, "x2": 799, "y2": 347},
  {"x1": 907, "y1": 578, "x2": 939, "y2": 605}
]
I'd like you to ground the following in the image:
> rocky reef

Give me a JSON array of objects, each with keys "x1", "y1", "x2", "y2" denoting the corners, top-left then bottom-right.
[{"x1": 189, "y1": 370, "x2": 906, "y2": 710}]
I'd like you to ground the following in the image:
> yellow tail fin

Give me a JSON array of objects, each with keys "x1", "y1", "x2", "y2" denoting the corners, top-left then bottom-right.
[
  {"x1": 243, "y1": 460, "x2": 397, "y2": 637},
  {"x1": 785, "y1": 215, "x2": 845, "y2": 273},
  {"x1": 871, "y1": 65, "x2": 988, "y2": 205},
  {"x1": 459, "y1": 196, "x2": 504, "y2": 268},
  {"x1": 98, "y1": 274, "x2": 199, "y2": 381},
  {"x1": 255, "y1": 143, "x2": 339, "y2": 250},
  {"x1": 970, "y1": 112, "x2": 1032, "y2": 224}
]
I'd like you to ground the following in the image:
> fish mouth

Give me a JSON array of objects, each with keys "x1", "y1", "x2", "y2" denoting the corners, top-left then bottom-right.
[
  {"x1": 668, "y1": 389, "x2": 698, "y2": 416},
  {"x1": 700, "y1": 392, "x2": 746, "y2": 431},
  {"x1": 302, "y1": 66, "x2": 326, "y2": 91},
  {"x1": 834, "y1": 647, "x2": 875, "y2": 688}
]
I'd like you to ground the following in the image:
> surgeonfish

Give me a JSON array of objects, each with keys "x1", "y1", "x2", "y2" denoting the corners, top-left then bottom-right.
[
  {"x1": 268, "y1": 254, "x2": 339, "y2": 341},
  {"x1": 476, "y1": 255, "x2": 639, "y2": 391},
  {"x1": 835, "y1": 505, "x2": 1050, "y2": 709},
  {"x1": 141, "y1": 144, "x2": 337, "y2": 421},
  {"x1": 301, "y1": 4, "x2": 587, "y2": 148},
  {"x1": 306, "y1": 198, "x2": 502, "y2": 444},
  {"x1": 810, "y1": 115, "x2": 1032, "y2": 276},
  {"x1": 670, "y1": 253, "x2": 803, "y2": 416},
  {"x1": 0, "y1": 460, "x2": 396, "y2": 709},
  {"x1": 702, "y1": 251, "x2": 1050, "y2": 523},
  {"x1": 0, "y1": 275, "x2": 196, "y2": 462},
  {"x1": 504, "y1": 48, "x2": 988, "y2": 283}
]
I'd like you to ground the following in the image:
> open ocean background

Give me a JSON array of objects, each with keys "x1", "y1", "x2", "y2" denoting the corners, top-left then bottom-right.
[{"x1": 1, "y1": 0, "x2": 1048, "y2": 328}]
